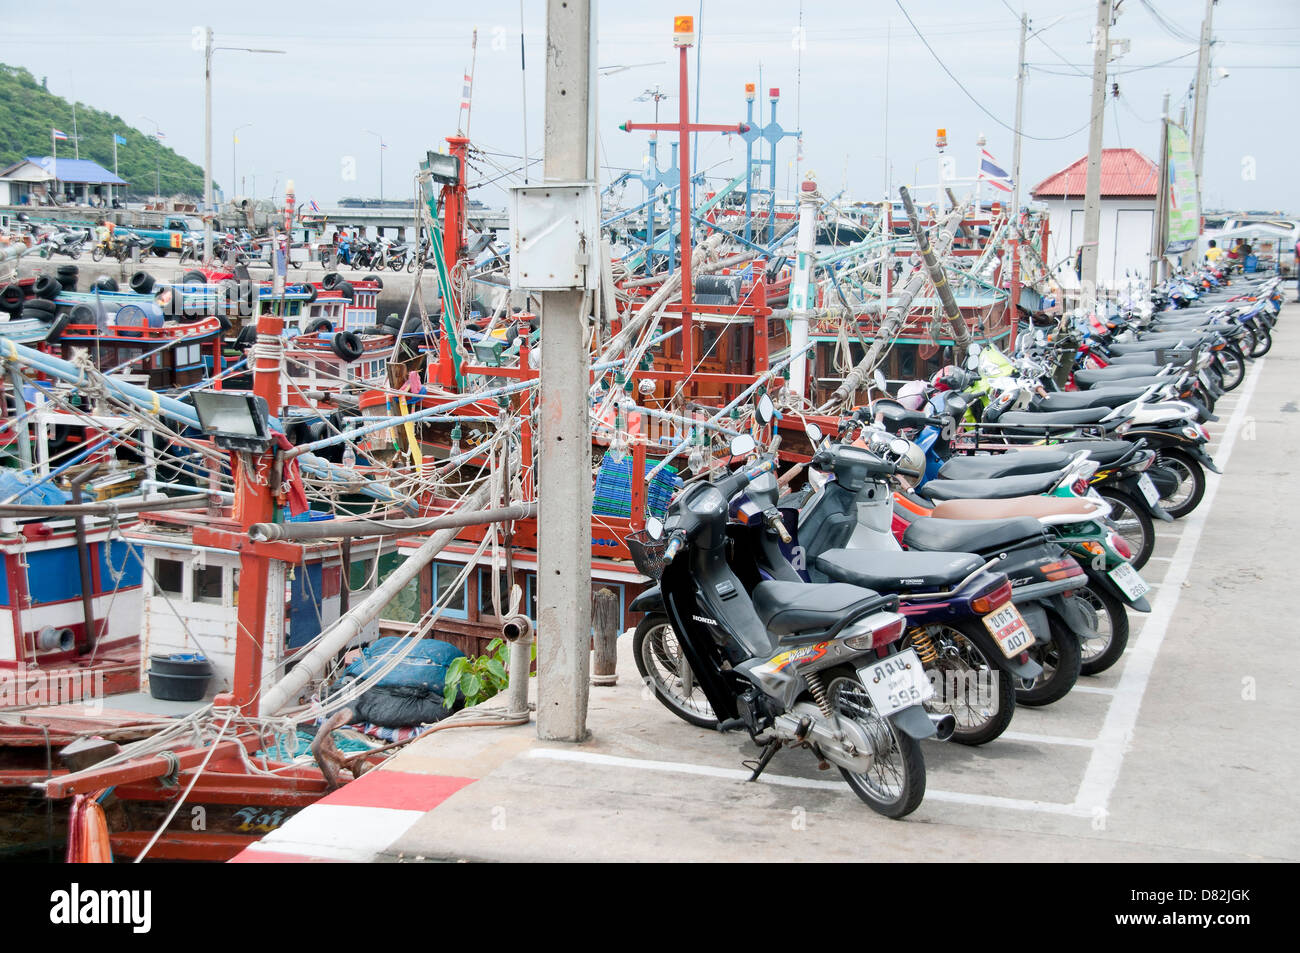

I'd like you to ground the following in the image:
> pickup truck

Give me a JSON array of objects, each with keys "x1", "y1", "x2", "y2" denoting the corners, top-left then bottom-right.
[{"x1": 124, "y1": 216, "x2": 213, "y2": 256}]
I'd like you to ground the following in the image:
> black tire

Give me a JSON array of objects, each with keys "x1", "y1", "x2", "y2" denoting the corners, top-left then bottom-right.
[
  {"x1": 1154, "y1": 448, "x2": 1205, "y2": 520},
  {"x1": 21, "y1": 307, "x2": 55, "y2": 323},
  {"x1": 330, "y1": 331, "x2": 363, "y2": 362},
  {"x1": 1214, "y1": 345, "x2": 1245, "y2": 391},
  {"x1": 322, "y1": 272, "x2": 342, "y2": 290},
  {"x1": 363, "y1": 274, "x2": 382, "y2": 289},
  {"x1": 43, "y1": 310, "x2": 71, "y2": 343},
  {"x1": 823, "y1": 666, "x2": 927, "y2": 819},
  {"x1": 1015, "y1": 612, "x2": 1081, "y2": 707},
  {"x1": 300, "y1": 283, "x2": 318, "y2": 303},
  {"x1": 91, "y1": 245, "x2": 106, "y2": 262},
  {"x1": 1076, "y1": 581, "x2": 1130, "y2": 677},
  {"x1": 903, "y1": 620, "x2": 1016, "y2": 746},
  {"x1": 33, "y1": 274, "x2": 61, "y2": 300},
  {"x1": 181, "y1": 270, "x2": 207, "y2": 284},
  {"x1": 129, "y1": 271, "x2": 155, "y2": 295},
  {"x1": 334, "y1": 280, "x2": 355, "y2": 301},
  {"x1": 0, "y1": 284, "x2": 24, "y2": 313},
  {"x1": 406, "y1": 257, "x2": 416, "y2": 274},
  {"x1": 1097, "y1": 488, "x2": 1154, "y2": 570},
  {"x1": 303, "y1": 317, "x2": 333, "y2": 335},
  {"x1": 67, "y1": 303, "x2": 97, "y2": 327},
  {"x1": 1248, "y1": 324, "x2": 1272, "y2": 357},
  {"x1": 632, "y1": 613, "x2": 718, "y2": 729},
  {"x1": 371, "y1": 258, "x2": 386, "y2": 272},
  {"x1": 22, "y1": 297, "x2": 57, "y2": 315},
  {"x1": 153, "y1": 248, "x2": 169, "y2": 257}
]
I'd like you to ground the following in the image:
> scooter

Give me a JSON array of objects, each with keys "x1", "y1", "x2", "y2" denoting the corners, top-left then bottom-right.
[
  {"x1": 626, "y1": 433, "x2": 948, "y2": 819},
  {"x1": 739, "y1": 429, "x2": 1040, "y2": 746}
]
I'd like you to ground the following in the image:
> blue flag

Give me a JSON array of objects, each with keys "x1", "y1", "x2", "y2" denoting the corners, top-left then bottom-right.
[{"x1": 114, "y1": 133, "x2": 127, "y2": 145}]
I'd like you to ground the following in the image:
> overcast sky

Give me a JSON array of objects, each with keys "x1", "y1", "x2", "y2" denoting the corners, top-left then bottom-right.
[{"x1": 3, "y1": 0, "x2": 1297, "y2": 214}]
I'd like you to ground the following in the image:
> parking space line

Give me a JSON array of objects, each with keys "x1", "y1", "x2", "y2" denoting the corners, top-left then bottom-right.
[
  {"x1": 1001, "y1": 731, "x2": 1096, "y2": 748},
  {"x1": 1071, "y1": 357, "x2": 1265, "y2": 819},
  {"x1": 1069, "y1": 685, "x2": 1116, "y2": 695}
]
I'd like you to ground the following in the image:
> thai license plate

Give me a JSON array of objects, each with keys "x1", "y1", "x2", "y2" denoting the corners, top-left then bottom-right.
[
  {"x1": 1109, "y1": 562, "x2": 1151, "y2": 600},
  {"x1": 982, "y1": 602, "x2": 1034, "y2": 658},
  {"x1": 1137, "y1": 472, "x2": 1160, "y2": 506},
  {"x1": 858, "y1": 648, "x2": 933, "y2": 716}
]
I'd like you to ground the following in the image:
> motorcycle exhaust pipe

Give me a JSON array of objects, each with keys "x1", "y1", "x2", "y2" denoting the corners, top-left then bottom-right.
[{"x1": 928, "y1": 712, "x2": 956, "y2": 742}]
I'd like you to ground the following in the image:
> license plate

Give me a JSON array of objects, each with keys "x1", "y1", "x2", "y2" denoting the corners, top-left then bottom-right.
[
  {"x1": 982, "y1": 602, "x2": 1035, "y2": 658},
  {"x1": 1109, "y1": 562, "x2": 1151, "y2": 601},
  {"x1": 1137, "y1": 472, "x2": 1160, "y2": 506},
  {"x1": 858, "y1": 648, "x2": 933, "y2": 717}
]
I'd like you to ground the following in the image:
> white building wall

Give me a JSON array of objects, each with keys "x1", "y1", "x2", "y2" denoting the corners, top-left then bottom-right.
[{"x1": 1040, "y1": 197, "x2": 1157, "y2": 292}]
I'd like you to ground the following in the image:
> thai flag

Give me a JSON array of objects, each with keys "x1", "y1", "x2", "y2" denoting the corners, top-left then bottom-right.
[
  {"x1": 978, "y1": 149, "x2": 1012, "y2": 193},
  {"x1": 459, "y1": 73, "x2": 473, "y2": 110},
  {"x1": 52, "y1": 129, "x2": 68, "y2": 141}
]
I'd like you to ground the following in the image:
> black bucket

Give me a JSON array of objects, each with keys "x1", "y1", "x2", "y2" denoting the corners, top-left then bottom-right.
[{"x1": 148, "y1": 654, "x2": 213, "y2": 701}]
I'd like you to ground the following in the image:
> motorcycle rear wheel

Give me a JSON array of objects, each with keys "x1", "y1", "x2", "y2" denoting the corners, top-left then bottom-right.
[
  {"x1": 1015, "y1": 614, "x2": 1081, "y2": 707},
  {"x1": 1097, "y1": 488, "x2": 1154, "y2": 570},
  {"x1": 1076, "y1": 581, "x2": 1130, "y2": 676},
  {"x1": 1249, "y1": 325, "x2": 1272, "y2": 358},
  {"x1": 824, "y1": 667, "x2": 926, "y2": 818},
  {"x1": 632, "y1": 614, "x2": 718, "y2": 729},
  {"x1": 903, "y1": 621, "x2": 1015, "y2": 746},
  {"x1": 1154, "y1": 448, "x2": 1205, "y2": 519}
]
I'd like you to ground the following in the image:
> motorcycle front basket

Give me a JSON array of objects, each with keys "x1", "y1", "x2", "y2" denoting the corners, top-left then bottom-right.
[{"x1": 625, "y1": 529, "x2": 671, "y2": 582}]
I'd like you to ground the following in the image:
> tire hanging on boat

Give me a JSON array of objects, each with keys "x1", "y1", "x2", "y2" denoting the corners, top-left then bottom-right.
[{"x1": 331, "y1": 331, "x2": 363, "y2": 362}]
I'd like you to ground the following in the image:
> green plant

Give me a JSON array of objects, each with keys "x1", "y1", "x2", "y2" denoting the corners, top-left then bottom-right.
[{"x1": 443, "y1": 638, "x2": 535, "y2": 708}]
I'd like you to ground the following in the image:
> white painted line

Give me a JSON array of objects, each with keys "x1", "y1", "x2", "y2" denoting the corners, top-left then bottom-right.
[
  {"x1": 1069, "y1": 685, "x2": 1117, "y2": 695},
  {"x1": 1001, "y1": 731, "x2": 1097, "y2": 748},
  {"x1": 1145, "y1": 556, "x2": 1173, "y2": 563},
  {"x1": 527, "y1": 748, "x2": 1090, "y2": 816},
  {"x1": 1072, "y1": 357, "x2": 1266, "y2": 818}
]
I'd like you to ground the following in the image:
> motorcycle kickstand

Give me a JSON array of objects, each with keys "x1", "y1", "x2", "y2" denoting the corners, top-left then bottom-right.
[{"x1": 746, "y1": 737, "x2": 783, "y2": 782}]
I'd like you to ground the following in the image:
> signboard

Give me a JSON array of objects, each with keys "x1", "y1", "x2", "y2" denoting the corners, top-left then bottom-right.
[{"x1": 1164, "y1": 122, "x2": 1199, "y2": 254}]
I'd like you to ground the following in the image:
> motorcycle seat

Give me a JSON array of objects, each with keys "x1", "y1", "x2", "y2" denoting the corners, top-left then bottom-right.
[
  {"x1": 995, "y1": 406, "x2": 1113, "y2": 427},
  {"x1": 903, "y1": 515, "x2": 1045, "y2": 554},
  {"x1": 1075, "y1": 366, "x2": 1162, "y2": 385},
  {"x1": 918, "y1": 469, "x2": 1065, "y2": 501},
  {"x1": 929, "y1": 494, "x2": 1103, "y2": 522},
  {"x1": 1046, "y1": 438, "x2": 1136, "y2": 468},
  {"x1": 751, "y1": 581, "x2": 887, "y2": 638},
  {"x1": 1030, "y1": 388, "x2": 1147, "y2": 412},
  {"x1": 814, "y1": 549, "x2": 984, "y2": 593},
  {"x1": 937, "y1": 448, "x2": 1072, "y2": 481}
]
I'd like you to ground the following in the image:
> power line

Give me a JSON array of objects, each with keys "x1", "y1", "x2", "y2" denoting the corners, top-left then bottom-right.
[{"x1": 894, "y1": 0, "x2": 1092, "y2": 142}]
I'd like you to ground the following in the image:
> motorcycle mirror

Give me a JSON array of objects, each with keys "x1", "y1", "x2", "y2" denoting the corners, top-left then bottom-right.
[
  {"x1": 645, "y1": 517, "x2": 664, "y2": 540},
  {"x1": 873, "y1": 369, "x2": 888, "y2": 393},
  {"x1": 729, "y1": 433, "x2": 757, "y2": 458},
  {"x1": 804, "y1": 423, "x2": 823, "y2": 445},
  {"x1": 755, "y1": 393, "x2": 775, "y2": 425}
]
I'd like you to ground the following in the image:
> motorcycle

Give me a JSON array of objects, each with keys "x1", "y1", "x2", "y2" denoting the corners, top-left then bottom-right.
[{"x1": 626, "y1": 431, "x2": 949, "y2": 819}]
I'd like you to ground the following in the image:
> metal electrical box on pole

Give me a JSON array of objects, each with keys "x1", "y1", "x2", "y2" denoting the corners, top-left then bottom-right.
[{"x1": 515, "y1": 0, "x2": 597, "y2": 742}]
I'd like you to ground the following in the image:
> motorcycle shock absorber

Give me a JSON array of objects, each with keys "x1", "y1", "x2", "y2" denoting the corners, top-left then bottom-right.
[
  {"x1": 907, "y1": 627, "x2": 940, "y2": 664},
  {"x1": 804, "y1": 671, "x2": 834, "y2": 719}
]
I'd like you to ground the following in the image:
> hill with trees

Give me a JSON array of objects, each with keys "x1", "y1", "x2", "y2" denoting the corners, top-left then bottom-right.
[{"x1": 0, "y1": 64, "x2": 208, "y2": 198}]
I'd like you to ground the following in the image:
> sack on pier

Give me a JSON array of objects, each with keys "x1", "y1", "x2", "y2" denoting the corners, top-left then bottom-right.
[
  {"x1": 343, "y1": 636, "x2": 465, "y2": 692},
  {"x1": 352, "y1": 682, "x2": 462, "y2": 728}
]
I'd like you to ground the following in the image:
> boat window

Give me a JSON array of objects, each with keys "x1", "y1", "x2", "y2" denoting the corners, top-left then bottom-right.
[
  {"x1": 194, "y1": 564, "x2": 224, "y2": 603},
  {"x1": 154, "y1": 558, "x2": 185, "y2": 596},
  {"x1": 477, "y1": 568, "x2": 513, "y2": 618},
  {"x1": 434, "y1": 563, "x2": 468, "y2": 619}
]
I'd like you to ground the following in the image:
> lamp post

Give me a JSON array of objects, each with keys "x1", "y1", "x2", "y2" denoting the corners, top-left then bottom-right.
[
  {"x1": 141, "y1": 115, "x2": 162, "y2": 207},
  {"x1": 203, "y1": 26, "x2": 285, "y2": 263},
  {"x1": 364, "y1": 129, "x2": 385, "y2": 202},
  {"x1": 233, "y1": 123, "x2": 253, "y2": 200}
]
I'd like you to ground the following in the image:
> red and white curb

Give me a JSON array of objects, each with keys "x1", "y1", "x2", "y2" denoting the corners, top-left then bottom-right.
[{"x1": 229, "y1": 770, "x2": 475, "y2": 863}]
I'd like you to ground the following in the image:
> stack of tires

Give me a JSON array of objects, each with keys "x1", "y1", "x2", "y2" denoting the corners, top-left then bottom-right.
[{"x1": 56, "y1": 264, "x2": 79, "y2": 292}]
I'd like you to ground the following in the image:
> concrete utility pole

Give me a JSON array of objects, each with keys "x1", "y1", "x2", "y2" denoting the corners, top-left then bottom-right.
[
  {"x1": 1080, "y1": 0, "x2": 1112, "y2": 307},
  {"x1": 1011, "y1": 11, "x2": 1028, "y2": 222},
  {"x1": 1190, "y1": 0, "x2": 1216, "y2": 186},
  {"x1": 1150, "y1": 90, "x2": 1171, "y2": 285},
  {"x1": 788, "y1": 178, "x2": 819, "y2": 400},
  {"x1": 536, "y1": 0, "x2": 595, "y2": 742}
]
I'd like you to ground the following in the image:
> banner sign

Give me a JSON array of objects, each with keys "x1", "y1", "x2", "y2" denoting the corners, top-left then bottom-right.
[{"x1": 1164, "y1": 122, "x2": 1199, "y2": 254}]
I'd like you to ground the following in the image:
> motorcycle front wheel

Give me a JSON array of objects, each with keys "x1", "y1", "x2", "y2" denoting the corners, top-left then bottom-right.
[
  {"x1": 1097, "y1": 488, "x2": 1154, "y2": 569},
  {"x1": 1155, "y1": 448, "x2": 1205, "y2": 519},
  {"x1": 824, "y1": 667, "x2": 926, "y2": 818},
  {"x1": 91, "y1": 246, "x2": 105, "y2": 262},
  {"x1": 632, "y1": 614, "x2": 717, "y2": 729}
]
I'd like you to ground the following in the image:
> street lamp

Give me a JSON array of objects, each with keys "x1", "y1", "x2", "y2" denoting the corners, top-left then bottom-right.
[
  {"x1": 364, "y1": 129, "x2": 385, "y2": 203},
  {"x1": 203, "y1": 26, "x2": 285, "y2": 263},
  {"x1": 141, "y1": 115, "x2": 162, "y2": 208},
  {"x1": 233, "y1": 123, "x2": 253, "y2": 200}
]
